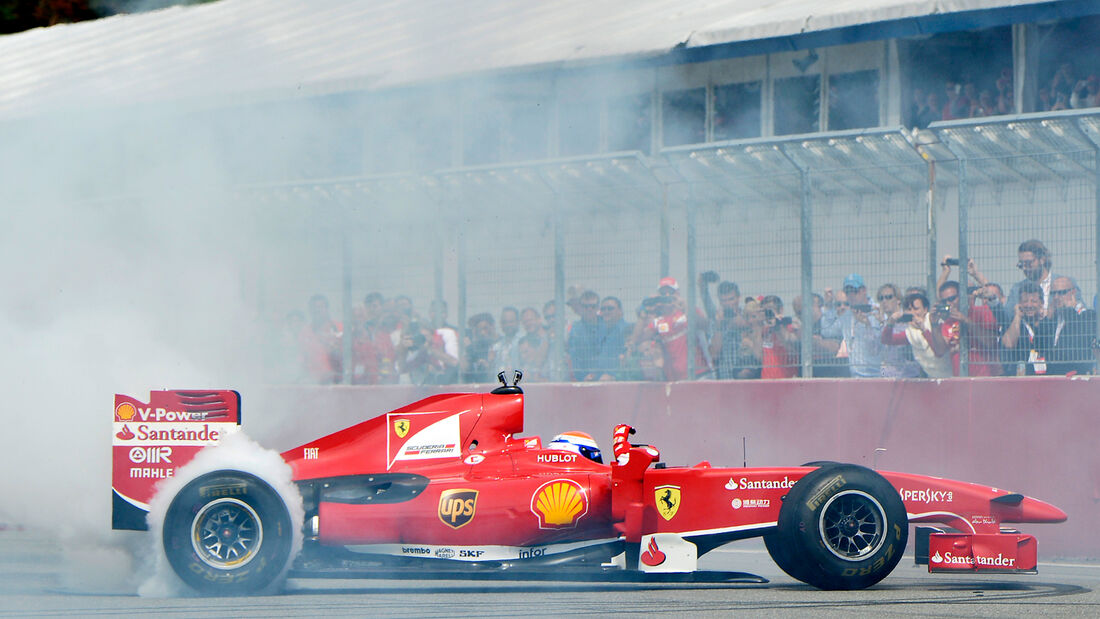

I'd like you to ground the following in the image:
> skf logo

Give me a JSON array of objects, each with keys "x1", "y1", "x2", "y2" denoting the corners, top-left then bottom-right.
[
  {"x1": 655, "y1": 485, "x2": 681, "y2": 521},
  {"x1": 394, "y1": 419, "x2": 411, "y2": 438},
  {"x1": 115, "y1": 402, "x2": 137, "y2": 422},
  {"x1": 438, "y1": 489, "x2": 478, "y2": 529},
  {"x1": 531, "y1": 479, "x2": 588, "y2": 529}
]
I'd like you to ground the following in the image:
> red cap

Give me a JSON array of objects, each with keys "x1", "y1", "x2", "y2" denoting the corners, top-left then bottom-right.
[{"x1": 658, "y1": 277, "x2": 679, "y2": 291}]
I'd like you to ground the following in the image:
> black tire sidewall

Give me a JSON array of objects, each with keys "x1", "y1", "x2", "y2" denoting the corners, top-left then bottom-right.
[
  {"x1": 162, "y1": 471, "x2": 292, "y2": 595},
  {"x1": 776, "y1": 464, "x2": 907, "y2": 590}
]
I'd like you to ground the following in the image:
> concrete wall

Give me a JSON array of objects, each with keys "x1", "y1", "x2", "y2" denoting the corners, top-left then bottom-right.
[{"x1": 248, "y1": 376, "x2": 1099, "y2": 558}]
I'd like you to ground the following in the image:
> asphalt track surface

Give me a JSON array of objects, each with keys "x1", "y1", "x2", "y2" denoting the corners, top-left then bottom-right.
[{"x1": 3, "y1": 529, "x2": 1098, "y2": 618}]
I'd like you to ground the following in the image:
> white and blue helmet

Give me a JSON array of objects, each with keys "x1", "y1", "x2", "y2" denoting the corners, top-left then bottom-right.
[{"x1": 547, "y1": 431, "x2": 603, "y2": 463}]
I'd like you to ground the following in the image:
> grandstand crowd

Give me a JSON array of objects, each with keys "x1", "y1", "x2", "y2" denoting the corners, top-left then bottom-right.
[{"x1": 271, "y1": 239, "x2": 1098, "y2": 385}]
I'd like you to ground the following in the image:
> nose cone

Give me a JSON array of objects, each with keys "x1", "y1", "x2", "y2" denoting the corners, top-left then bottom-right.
[{"x1": 1008, "y1": 496, "x2": 1069, "y2": 523}]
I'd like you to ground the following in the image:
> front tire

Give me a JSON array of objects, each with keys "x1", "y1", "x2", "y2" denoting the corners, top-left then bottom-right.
[
  {"x1": 766, "y1": 464, "x2": 907, "y2": 590},
  {"x1": 162, "y1": 471, "x2": 293, "y2": 595}
]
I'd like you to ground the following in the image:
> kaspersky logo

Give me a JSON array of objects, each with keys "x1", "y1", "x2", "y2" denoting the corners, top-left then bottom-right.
[{"x1": 531, "y1": 479, "x2": 588, "y2": 529}]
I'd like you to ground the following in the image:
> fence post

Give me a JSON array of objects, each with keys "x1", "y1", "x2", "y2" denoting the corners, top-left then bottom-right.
[
  {"x1": 686, "y1": 192, "x2": 698, "y2": 378},
  {"x1": 456, "y1": 223, "x2": 468, "y2": 382},
  {"x1": 799, "y1": 166, "x2": 814, "y2": 378},
  {"x1": 957, "y1": 157, "x2": 970, "y2": 376},
  {"x1": 553, "y1": 203, "x2": 567, "y2": 382},
  {"x1": 339, "y1": 198, "x2": 354, "y2": 385}
]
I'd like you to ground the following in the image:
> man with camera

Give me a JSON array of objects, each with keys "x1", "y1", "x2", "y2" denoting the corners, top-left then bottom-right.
[
  {"x1": 935, "y1": 279, "x2": 1001, "y2": 376},
  {"x1": 699, "y1": 271, "x2": 747, "y2": 380},
  {"x1": 1044, "y1": 276, "x2": 1097, "y2": 375},
  {"x1": 821, "y1": 273, "x2": 884, "y2": 378}
]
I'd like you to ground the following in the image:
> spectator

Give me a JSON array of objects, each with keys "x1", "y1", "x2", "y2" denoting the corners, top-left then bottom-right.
[
  {"x1": 395, "y1": 320, "x2": 457, "y2": 385},
  {"x1": 821, "y1": 273, "x2": 884, "y2": 378},
  {"x1": 881, "y1": 292, "x2": 951, "y2": 378},
  {"x1": 632, "y1": 278, "x2": 711, "y2": 381},
  {"x1": 299, "y1": 294, "x2": 343, "y2": 384},
  {"x1": 350, "y1": 302, "x2": 380, "y2": 385},
  {"x1": 489, "y1": 306, "x2": 523, "y2": 372},
  {"x1": 518, "y1": 306, "x2": 549, "y2": 377},
  {"x1": 760, "y1": 295, "x2": 798, "y2": 378},
  {"x1": 463, "y1": 312, "x2": 497, "y2": 383},
  {"x1": 567, "y1": 290, "x2": 606, "y2": 381},
  {"x1": 917, "y1": 91, "x2": 941, "y2": 128},
  {"x1": 708, "y1": 281, "x2": 748, "y2": 380},
  {"x1": 542, "y1": 299, "x2": 562, "y2": 379},
  {"x1": 598, "y1": 296, "x2": 631, "y2": 380},
  {"x1": 942, "y1": 81, "x2": 969, "y2": 121},
  {"x1": 735, "y1": 298, "x2": 765, "y2": 379},
  {"x1": 1001, "y1": 281, "x2": 1050, "y2": 375},
  {"x1": 936, "y1": 280, "x2": 1001, "y2": 376},
  {"x1": 1045, "y1": 276, "x2": 1097, "y2": 375},
  {"x1": 374, "y1": 311, "x2": 401, "y2": 383},
  {"x1": 1004, "y1": 240, "x2": 1076, "y2": 316},
  {"x1": 427, "y1": 299, "x2": 460, "y2": 383},
  {"x1": 876, "y1": 283, "x2": 920, "y2": 377},
  {"x1": 793, "y1": 293, "x2": 847, "y2": 378}
]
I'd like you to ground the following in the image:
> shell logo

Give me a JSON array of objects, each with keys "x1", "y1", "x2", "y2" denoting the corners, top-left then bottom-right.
[
  {"x1": 115, "y1": 402, "x2": 137, "y2": 421},
  {"x1": 531, "y1": 479, "x2": 588, "y2": 529}
]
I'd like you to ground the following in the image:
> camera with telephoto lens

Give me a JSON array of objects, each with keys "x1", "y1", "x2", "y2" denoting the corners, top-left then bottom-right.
[
  {"x1": 898, "y1": 313, "x2": 914, "y2": 323},
  {"x1": 944, "y1": 258, "x2": 960, "y2": 266},
  {"x1": 933, "y1": 303, "x2": 951, "y2": 317},
  {"x1": 406, "y1": 323, "x2": 427, "y2": 349}
]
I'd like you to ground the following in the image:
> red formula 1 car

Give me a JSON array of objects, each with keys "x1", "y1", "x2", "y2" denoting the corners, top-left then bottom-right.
[{"x1": 111, "y1": 375, "x2": 1066, "y2": 594}]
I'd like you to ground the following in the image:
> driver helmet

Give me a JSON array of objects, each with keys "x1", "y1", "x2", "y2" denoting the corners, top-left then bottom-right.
[{"x1": 547, "y1": 431, "x2": 602, "y2": 463}]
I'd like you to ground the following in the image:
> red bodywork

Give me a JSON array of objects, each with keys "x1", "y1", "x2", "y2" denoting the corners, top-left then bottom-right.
[
  {"x1": 278, "y1": 390, "x2": 1065, "y2": 570},
  {"x1": 112, "y1": 388, "x2": 1066, "y2": 574}
]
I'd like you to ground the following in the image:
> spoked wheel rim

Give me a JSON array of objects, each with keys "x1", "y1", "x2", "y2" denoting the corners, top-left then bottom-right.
[
  {"x1": 191, "y1": 498, "x2": 264, "y2": 569},
  {"x1": 818, "y1": 490, "x2": 887, "y2": 561}
]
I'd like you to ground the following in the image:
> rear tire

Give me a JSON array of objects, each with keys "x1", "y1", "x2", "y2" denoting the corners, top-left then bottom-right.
[
  {"x1": 162, "y1": 471, "x2": 293, "y2": 595},
  {"x1": 765, "y1": 464, "x2": 907, "y2": 590}
]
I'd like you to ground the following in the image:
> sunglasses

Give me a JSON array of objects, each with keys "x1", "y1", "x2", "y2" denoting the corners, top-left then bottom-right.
[
  {"x1": 599, "y1": 305, "x2": 618, "y2": 312},
  {"x1": 1017, "y1": 260, "x2": 1039, "y2": 269},
  {"x1": 941, "y1": 295, "x2": 958, "y2": 303},
  {"x1": 1051, "y1": 289, "x2": 1074, "y2": 296},
  {"x1": 843, "y1": 286, "x2": 859, "y2": 294},
  {"x1": 878, "y1": 294, "x2": 895, "y2": 301},
  {"x1": 580, "y1": 302, "x2": 598, "y2": 309}
]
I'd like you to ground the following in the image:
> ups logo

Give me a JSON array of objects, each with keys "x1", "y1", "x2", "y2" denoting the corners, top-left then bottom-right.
[{"x1": 438, "y1": 489, "x2": 478, "y2": 529}]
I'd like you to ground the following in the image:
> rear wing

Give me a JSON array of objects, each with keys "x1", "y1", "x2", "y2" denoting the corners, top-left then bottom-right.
[{"x1": 112, "y1": 390, "x2": 241, "y2": 530}]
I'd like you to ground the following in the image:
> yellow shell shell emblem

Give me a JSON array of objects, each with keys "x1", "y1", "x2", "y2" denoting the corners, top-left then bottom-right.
[
  {"x1": 531, "y1": 479, "x2": 588, "y2": 529},
  {"x1": 115, "y1": 402, "x2": 136, "y2": 421},
  {"x1": 393, "y1": 418, "x2": 410, "y2": 439},
  {"x1": 655, "y1": 485, "x2": 681, "y2": 521}
]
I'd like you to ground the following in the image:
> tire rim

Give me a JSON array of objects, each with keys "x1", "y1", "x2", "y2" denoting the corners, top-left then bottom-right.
[
  {"x1": 818, "y1": 490, "x2": 887, "y2": 561},
  {"x1": 191, "y1": 498, "x2": 264, "y2": 569}
]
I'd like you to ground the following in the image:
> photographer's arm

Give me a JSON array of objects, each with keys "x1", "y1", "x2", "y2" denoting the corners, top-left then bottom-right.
[{"x1": 1001, "y1": 305, "x2": 1023, "y2": 349}]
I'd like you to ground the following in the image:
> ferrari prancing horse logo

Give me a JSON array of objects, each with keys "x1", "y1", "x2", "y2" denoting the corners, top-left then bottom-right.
[
  {"x1": 394, "y1": 418, "x2": 410, "y2": 438},
  {"x1": 655, "y1": 485, "x2": 681, "y2": 521}
]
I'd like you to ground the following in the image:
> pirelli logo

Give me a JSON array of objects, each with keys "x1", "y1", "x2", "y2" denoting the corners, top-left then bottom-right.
[{"x1": 806, "y1": 475, "x2": 846, "y2": 511}]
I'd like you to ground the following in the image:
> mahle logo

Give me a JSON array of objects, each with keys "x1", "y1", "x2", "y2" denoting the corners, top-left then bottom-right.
[{"x1": 438, "y1": 489, "x2": 478, "y2": 529}]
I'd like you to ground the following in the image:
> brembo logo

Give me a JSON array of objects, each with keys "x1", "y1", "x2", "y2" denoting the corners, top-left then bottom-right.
[{"x1": 899, "y1": 488, "x2": 953, "y2": 503}]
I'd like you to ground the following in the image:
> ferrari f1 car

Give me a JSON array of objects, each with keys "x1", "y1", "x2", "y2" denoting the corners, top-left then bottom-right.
[{"x1": 111, "y1": 374, "x2": 1066, "y2": 594}]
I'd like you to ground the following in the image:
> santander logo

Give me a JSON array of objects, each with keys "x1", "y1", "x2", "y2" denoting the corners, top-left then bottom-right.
[
  {"x1": 640, "y1": 537, "x2": 666, "y2": 567},
  {"x1": 115, "y1": 425, "x2": 135, "y2": 440}
]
